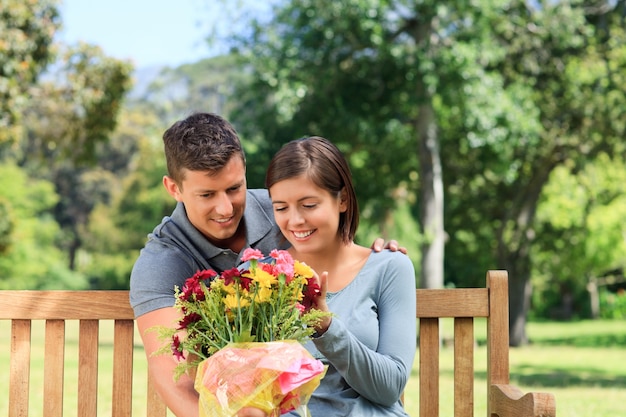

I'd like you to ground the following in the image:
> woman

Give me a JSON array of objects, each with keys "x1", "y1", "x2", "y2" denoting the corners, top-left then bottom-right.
[{"x1": 266, "y1": 136, "x2": 416, "y2": 417}]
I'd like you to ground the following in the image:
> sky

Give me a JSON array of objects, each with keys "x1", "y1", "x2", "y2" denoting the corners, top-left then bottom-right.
[{"x1": 57, "y1": 0, "x2": 217, "y2": 69}]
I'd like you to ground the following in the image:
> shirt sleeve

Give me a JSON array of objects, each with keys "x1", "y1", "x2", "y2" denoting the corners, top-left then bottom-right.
[
  {"x1": 129, "y1": 244, "x2": 198, "y2": 318},
  {"x1": 312, "y1": 252, "x2": 417, "y2": 406}
]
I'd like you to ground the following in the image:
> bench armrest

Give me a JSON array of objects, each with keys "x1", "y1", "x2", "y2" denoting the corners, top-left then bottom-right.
[{"x1": 490, "y1": 384, "x2": 556, "y2": 417}]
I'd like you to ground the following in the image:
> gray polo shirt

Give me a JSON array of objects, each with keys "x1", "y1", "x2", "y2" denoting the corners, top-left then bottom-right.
[{"x1": 129, "y1": 189, "x2": 287, "y2": 318}]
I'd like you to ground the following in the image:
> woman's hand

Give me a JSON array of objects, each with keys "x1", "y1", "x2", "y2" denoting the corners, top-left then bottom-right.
[{"x1": 310, "y1": 271, "x2": 332, "y2": 336}]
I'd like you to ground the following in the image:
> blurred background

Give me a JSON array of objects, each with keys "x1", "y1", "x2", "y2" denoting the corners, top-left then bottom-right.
[{"x1": 1, "y1": 0, "x2": 625, "y2": 349}]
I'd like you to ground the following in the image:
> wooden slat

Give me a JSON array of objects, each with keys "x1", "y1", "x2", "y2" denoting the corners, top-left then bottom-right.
[
  {"x1": 9, "y1": 320, "x2": 31, "y2": 417},
  {"x1": 487, "y1": 271, "x2": 510, "y2": 417},
  {"x1": 3, "y1": 291, "x2": 170, "y2": 417},
  {"x1": 419, "y1": 318, "x2": 440, "y2": 417},
  {"x1": 487, "y1": 271, "x2": 510, "y2": 386},
  {"x1": 44, "y1": 320, "x2": 65, "y2": 417},
  {"x1": 147, "y1": 370, "x2": 168, "y2": 417},
  {"x1": 454, "y1": 317, "x2": 474, "y2": 417},
  {"x1": 78, "y1": 320, "x2": 99, "y2": 417},
  {"x1": 416, "y1": 288, "x2": 489, "y2": 318},
  {"x1": 112, "y1": 319, "x2": 135, "y2": 417},
  {"x1": 0, "y1": 291, "x2": 134, "y2": 320}
]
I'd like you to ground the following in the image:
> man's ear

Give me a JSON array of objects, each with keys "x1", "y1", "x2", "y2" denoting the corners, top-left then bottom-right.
[{"x1": 163, "y1": 175, "x2": 183, "y2": 201}]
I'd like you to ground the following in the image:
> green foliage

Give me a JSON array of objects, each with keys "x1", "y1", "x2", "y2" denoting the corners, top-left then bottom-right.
[
  {"x1": 0, "y1": 0, "x2": 60, "y2": 145},
  {"x1": 532, "y1": 154, "x2": 626, "y2": 318},
  {"x1": 8, "y1": 43, "x2": 135, "y2": 274},
  {"x1": 78, "y1": 109, "x2": 174, "y2": 289},
  {"x1": 21, "y1": 43, "x2": 134, "y2": 166},
  {"x1": 357, "y1": 195, "x2": 422, "y2": 283},
  {"x1": 599, "y1": 288, "x2": 626, "y2": 320},
  {"x1": 0, "y1": 161, "x2": 86, "y2": 289}
]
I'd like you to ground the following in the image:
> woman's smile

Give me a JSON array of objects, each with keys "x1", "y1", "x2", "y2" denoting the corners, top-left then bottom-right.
[{"x1": 292, "y1": 229, "x2": 316, "y2": 240}]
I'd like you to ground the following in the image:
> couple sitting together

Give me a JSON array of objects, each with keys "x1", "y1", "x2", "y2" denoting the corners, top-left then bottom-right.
[{"x1": 130, "y1": 112, "x2": 416, "y2": 417}]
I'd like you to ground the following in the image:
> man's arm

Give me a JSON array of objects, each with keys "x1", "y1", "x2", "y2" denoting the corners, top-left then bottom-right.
[{"x1": 136, "y1": 307, "x2": 199, "y2": 417}]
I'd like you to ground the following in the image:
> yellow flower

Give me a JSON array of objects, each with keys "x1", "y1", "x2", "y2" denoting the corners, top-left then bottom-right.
[
  {"x1": 248, "y1": 269, "x2": 278, "y2": 288},
  {"x1": 222, "y1": 283, "x2": 237, "y2": 295},
  {"x1": 294, "y1": 261, "x2": 314, "y2": 279},
  {"x1": 223, "y1": 293, "x2": 250, "y2": 309},
  {"x1": 255, "y1": 286, "x2": 273, "y2": 303}
]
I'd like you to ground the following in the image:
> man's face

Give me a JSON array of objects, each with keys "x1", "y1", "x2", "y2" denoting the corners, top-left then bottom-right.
[{"x1": 164, "y1": 157, "x2": 247, "y2": 248}]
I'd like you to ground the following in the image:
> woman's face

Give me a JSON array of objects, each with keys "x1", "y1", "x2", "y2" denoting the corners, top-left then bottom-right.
[{"x1": 269, "y1": 175, "x2": 346, "y2": 254}]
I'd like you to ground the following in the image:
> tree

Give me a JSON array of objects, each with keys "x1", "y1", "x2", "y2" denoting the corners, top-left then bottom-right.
[
  {"x1": 0, "y1": 162, "x2": 86, "y2": 289},
  {"x1": 0, "y1": 0, "x2": 60, "y2": 146},
  {"x1": 79, "y1": 108, "x2": 174, "y2": 289},
  {"x1": 485, "y1": 1, "x2": 626, "y2": 344},
  {"x1": 19, "y1": 43, "x2": 133, "y2": 271},
  {"x1": 533, "y1": 154, "x2": 626, "y2": 319},
  {"x1": 219, "y1": 0, "x2": 626, "y2": 346}
]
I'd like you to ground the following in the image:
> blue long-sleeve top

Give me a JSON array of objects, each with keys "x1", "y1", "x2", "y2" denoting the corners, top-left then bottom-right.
[{"x1": 289, "y1": 250, "x2": 417, "y2": 417}]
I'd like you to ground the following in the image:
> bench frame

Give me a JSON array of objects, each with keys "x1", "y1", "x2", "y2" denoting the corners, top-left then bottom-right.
[
  {"x1": 1, "y1": 270, "x2": 555, "y2": 416},
  {"x1": 415, "y1": 270, "x2": 555, "y2": 417}
]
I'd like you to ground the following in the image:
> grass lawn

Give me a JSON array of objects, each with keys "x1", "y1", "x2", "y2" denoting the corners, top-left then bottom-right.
[
  {"x1": 402, "y1": 319, "x2": 626, "y2": 417},
  {"x1": 1, "y1": 319, "x2": 624, "y2": 416}
]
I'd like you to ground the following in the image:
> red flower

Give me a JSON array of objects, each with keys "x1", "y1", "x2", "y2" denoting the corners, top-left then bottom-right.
[
  {"x1": 181, "y1": 270, "x2": 217, "y2": 301},
  {"x1": 221, "y1": 267, "x2": 241, "y2": 285},
  {"x1": 178, "y1": 312, "x2": 202, "y2": 330},
  {"x1": 222, "y1": 267, "x2": 254, "y2": 291},
  {"x1": 171, "y1": 334, "x2": 185, "y2": 360},
  {"x1": 301, "y1": 277, "x2": 321, "y2": 309}
]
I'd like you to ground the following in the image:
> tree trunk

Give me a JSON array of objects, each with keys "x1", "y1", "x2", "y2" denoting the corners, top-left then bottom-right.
[
  {"x1": 497, "y1": 152, "x2": 560, "y2": 346},
  {"x1": 417, "y1": 103, "x2": 444, "y2": 289},
  {"x1": 502, "y1": 255, "x2": 532, "y2": 346}
]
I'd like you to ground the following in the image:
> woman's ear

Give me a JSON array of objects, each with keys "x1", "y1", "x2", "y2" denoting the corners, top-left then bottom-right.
[
  {"x1": 163, "y1": 175, "x2": 183, "y2": 202},
  {"x1": 338, "y1": 187, "x2": 348, "y2": 213}
]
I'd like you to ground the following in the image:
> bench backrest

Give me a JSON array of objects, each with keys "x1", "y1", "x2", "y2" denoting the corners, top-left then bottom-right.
[
  {"x1": 415, "y1": 270, "x2": 555, "y2": 417},
  {"x1": 0, "y1": 291, "x2": 167, "y2": 417},
  {"x1": 1, "y1": 271, "x2": 555, "y2": 417}
]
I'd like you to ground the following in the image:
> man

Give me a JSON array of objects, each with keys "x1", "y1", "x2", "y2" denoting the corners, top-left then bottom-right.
[{"x1": 130, "y1": 112, "x2": 401, "y2": 417}]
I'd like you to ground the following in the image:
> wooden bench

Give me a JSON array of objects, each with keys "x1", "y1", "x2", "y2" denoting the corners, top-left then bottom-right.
[
  {"x1": 414, "y1": 270, "x2": 555, "y2": 417},
  {"x1": 1, "y1": 270, "x2": 556, "y2": 416},
  {"x1": 0, "y1": 291, "x2": 168, "y2": 417}
]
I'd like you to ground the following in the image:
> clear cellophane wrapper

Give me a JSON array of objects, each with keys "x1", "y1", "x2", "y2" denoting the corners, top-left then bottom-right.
[{"x1": 195, "y1": 340, "x2": 326, "y2": 417}]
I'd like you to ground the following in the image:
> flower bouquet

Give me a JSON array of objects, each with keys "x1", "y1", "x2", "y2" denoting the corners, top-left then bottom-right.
[{"x1": 155, "y1": 248, "x2": 330, "y2": 417}]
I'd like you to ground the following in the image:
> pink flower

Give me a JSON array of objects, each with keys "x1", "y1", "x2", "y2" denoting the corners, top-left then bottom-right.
[
  {"x1": 295, "y1": 303, "x2": 305, "y2": 315},
  {"x1": 270, "y1": 250, "x2": 294, "y2": 278},
  {"x1": 241, "y1": 248, "x2": 264, "y2": 262}
]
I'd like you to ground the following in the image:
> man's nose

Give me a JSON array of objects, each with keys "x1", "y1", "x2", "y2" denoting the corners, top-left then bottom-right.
[{"x1": 214, "y1": 193, "x2": 234, "y2": 215}]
